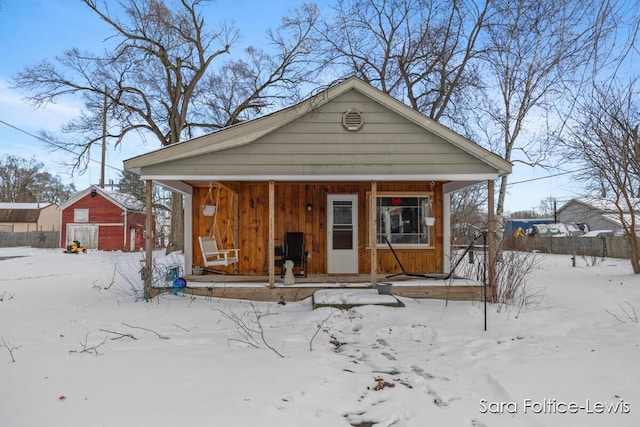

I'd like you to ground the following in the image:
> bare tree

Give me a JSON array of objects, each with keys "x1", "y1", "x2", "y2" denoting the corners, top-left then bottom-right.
[
  {"x1": 13, "y1": 0, "x2": 318, "y2": 253},
  {"x1": 537, "y1": 196, "x2": 558, "y2": 218},
  {"x1": 198, "y1": 3, "x2": 319, "y2": 128},
  {"x1": 507, "y1": 209, "x2": 538, "y2": 219},
  {"x1": 315, "y1": 0, "x2": 499, "y2": 250},
  {"x1": 0, "y1": 155, "x2": 76, "y2": 204},
  {"x1": 315, "y1": 0, "x2": 490, "y2": 129},
  {"x1": 450, "y1": 185, "x2": 487, "y2": 244},
  {"x1": 118, "y1": 171, "x2": 172, "y2": 247},
  {"x1": 480, "y1": 0, "x2": 623, "y2": 227},
  {"x1": 563, "y1": 79, "x2": 640, "y2": 273}
]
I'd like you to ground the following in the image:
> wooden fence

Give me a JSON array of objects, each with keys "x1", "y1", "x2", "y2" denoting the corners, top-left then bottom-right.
[
  {"x1": 504, "y1": 236, "x2": 634, "y2": 259},
  {"x1": 0, "y1": 231, "x2": 60, "y2": 248}
]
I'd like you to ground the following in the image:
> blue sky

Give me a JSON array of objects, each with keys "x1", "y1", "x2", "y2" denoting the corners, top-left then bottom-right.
[
  {"x1": 0, "y1": 0, "x2": 304, "y2": 189},
  {"x1": 0, "y1": 0, "x2": 588, "y2": 213}
]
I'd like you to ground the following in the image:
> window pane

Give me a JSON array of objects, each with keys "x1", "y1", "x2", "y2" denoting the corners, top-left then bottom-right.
[
  {"x1": 333, "y1": 201, "x2": 352, "y2": 225},
  {"x1": 333, "y1": 201, "x2": 353, "y2": 249},
  {"x1": 332, "y1": 228, "x2": 353, "y2": 249},
  {"x1": 376, "y1": 195, "x2": 431, "y2": 246},
  {"x1": 74, "y1": 209, "x2": 89, "y2": 223}
]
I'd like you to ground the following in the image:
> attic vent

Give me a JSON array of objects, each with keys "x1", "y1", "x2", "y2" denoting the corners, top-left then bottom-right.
[{"x1": 342, "y1": 109, "x2": 364, "y2": 131}]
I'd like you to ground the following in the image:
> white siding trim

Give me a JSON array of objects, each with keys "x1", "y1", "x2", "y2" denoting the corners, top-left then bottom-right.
[{"x1": 141, "y1": 173, "x2": 500, "y2": 182}]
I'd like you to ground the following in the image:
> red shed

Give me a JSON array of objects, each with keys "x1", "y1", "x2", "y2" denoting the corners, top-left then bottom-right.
[{"x1": 59, "y1": 186, "x2": 149, "y2": 252}]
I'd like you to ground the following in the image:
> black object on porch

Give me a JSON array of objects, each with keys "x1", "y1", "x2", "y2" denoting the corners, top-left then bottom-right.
[
  {"x1": 282, "y1": 232, "x2": 307, "y2": 277},
  {"x1": 383, "y1": 236, "x2": 433, "y2": 279},
  {"x1": 384, "y1": 232, "x2": 484, "y2": 281}
]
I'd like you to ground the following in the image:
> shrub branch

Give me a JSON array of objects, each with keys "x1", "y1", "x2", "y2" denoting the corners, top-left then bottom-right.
[{"x1": 1, "y1": 338, "x2": 21, "y2": 363}]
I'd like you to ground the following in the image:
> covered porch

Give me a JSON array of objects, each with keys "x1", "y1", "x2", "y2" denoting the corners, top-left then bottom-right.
[{"x1": 124, "y1": 77, "x2": 511, "y2": 300}]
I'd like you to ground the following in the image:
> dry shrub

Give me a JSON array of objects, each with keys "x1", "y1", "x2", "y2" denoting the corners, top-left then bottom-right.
[
  {"x1": 494, "y1": 250, "x2": 543, "y2": 314},
  {"x1": 448, "y1": 244, "x2": 543, "y2": 315}
]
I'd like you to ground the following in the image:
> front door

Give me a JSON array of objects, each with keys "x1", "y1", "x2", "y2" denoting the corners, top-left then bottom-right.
[{"x1": 327, "y1": 194, "x2": 358, "y2": 274}]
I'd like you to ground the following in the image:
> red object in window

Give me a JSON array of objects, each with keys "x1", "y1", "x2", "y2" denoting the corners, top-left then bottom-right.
[{"x1": 391, "y1": 197, "x2": 402, "y2": 206}]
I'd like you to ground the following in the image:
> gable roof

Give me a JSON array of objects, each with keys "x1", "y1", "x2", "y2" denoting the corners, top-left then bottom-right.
[
  {"x1": 558, "y1": 197, "x2": 640, "y2": 214},
  {"x1": 58, "y1": 186, "x2": 145, "y2": 212},
  {"x1": 125, "y1": 77, "x2": 511, "y2": 184}
]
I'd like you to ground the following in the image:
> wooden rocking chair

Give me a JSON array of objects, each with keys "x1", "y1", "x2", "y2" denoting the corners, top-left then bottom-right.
[{"x1": 198, "y1": 236, "x2": 240, "y2": 268}]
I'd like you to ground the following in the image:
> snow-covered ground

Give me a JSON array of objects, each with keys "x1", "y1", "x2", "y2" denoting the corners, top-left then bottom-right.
[{"x1": 1, "y1": 247, "x2": 638, "y2": 426}]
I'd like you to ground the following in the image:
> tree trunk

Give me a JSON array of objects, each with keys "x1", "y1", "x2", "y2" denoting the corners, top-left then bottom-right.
[
  {"x1": 166, "y1": 192, "x2": 184, "y2": 254},
  {"x1": 627, "y1": 234, "x2": 640, "y2": 274}
]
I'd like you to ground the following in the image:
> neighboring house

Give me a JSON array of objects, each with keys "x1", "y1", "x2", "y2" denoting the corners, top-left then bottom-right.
[
  {"x1": 557, "y1": 198, "x2": 640, "y2": 234},
  {"x1": 0, "y1": 202, "x2": 60, "y2": 232},
  {"x1": 58, "y1": 186, "x2": 148, "y2": 251},
  {"x1": 124, "y1": 77, "x2": 511, "y2": 285}
]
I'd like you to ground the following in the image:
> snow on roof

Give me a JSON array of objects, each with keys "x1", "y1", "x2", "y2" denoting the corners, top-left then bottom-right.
[
  {"x1": 0, "y1": 202, "x2": 54, "y2": 210},
  {"x1": 601, "y1": 212, "x2": 640, "y2": 229},
  {"x1": 59, "y1": 187, "x2": 145, "y2": 212},
  {"x1": 572, "y1": 197, "x2": 640, "y2": 213},
  {"x1": 103, "y1": 190, "x2": 145, "y2": 212},
  {"x1": 531, "y1": 223, "x2": 582, "y2": 237}
]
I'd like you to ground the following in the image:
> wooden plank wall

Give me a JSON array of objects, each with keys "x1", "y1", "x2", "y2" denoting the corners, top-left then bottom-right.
[
  {"x1": 192, "y1": 185, "x2": 239, "y2": 273},
  {"x1": 192, "y1": 181, "x2": 443, "y2": 275}
]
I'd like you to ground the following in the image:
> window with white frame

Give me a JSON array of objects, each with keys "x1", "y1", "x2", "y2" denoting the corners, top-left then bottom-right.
[
  {"x1": 74, "y1": 208, "x2": 89, "y2": 223},
  {"x1": 376, "y1": 195, "x2": 434, "y2": 246}
]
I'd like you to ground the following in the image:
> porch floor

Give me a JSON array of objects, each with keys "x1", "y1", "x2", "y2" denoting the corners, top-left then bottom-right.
[{"x1": 148, "y1": 273, "x2": 487, "y2": 302}]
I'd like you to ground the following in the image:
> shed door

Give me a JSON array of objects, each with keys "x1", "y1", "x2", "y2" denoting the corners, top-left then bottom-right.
[
  {"x1": 67, "y1": 224, "x2": 99, "y2": 249},
  {"x1": 130, "y1": 228, "x2": 136, "y2": 252},
  {"x1": 327, "y1": 195, "x2": 358, "y2": 274}
]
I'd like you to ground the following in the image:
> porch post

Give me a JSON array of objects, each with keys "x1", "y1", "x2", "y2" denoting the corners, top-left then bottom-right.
[
  {"x1": 268, "y1": 180, "x2": 275, "y2": 288},
  {"x1": 143, "y1": 179, "x2": 153, "y2": 298},
  {"x1": 487, "y1": 180, "x2": 496, "y2": 301},
  {"x1": 183, "y1": 193, "x2": 193, "y2": 275},
  {"x1": 442, "y1": 191, "x2": 451, "y2": 273},
  {"x1": 370, "y1": 181, "x2": 377, "y2": 287}
]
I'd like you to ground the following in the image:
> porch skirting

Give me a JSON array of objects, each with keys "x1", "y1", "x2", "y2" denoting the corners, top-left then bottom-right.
[{"x1": 146, "y1": 274, "x2": 485, "y2": 302}]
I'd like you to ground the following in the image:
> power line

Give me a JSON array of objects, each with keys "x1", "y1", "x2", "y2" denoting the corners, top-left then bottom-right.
[
  {"x1": 0, "y1": 118, "x2": 124, "y2": 174},
  {"x1": 506, "y1": 167, "x2": 589, "y2": 186},
  {"x1": 1, "y1": 116, "x2": 590, "y2": 188}
]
